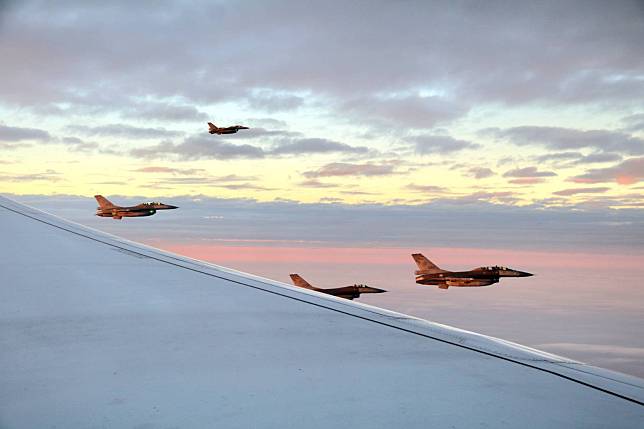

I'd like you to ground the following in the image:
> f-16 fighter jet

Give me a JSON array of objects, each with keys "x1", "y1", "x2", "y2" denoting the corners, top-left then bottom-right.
[
  {"x1": 95, "y1": 195, "x2": 178, "y2": 220},
  {"x1": 289, "y1": 274, "x2": 386, "y2": 300},
  {"x1": 208, "y1": 122, "x2": 249, "y2": 135},
  {"x1": 412, "y1": 253, "x2": 533, "y2": 289}
]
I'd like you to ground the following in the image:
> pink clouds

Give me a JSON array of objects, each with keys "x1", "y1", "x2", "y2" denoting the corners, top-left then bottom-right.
[
  {"x1": 571, "y1": 157, "x2": 644, "y2": 185},
  {"x1": 156, "y1": 244, "x2": 644, "y2": 271},
  {"x1": 508, "y1": 178, "x2": 545, "y2": 185}
]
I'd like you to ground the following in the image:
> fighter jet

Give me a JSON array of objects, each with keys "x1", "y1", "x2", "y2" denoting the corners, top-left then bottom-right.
[
  {"x1": 207, "y1": 122, "x2": 249, "y2": 135},
  {"x1": 289, "y1": 274, "x2": 386, "y2": 300},
  {"x1": 94, "y1": 195, "x2": 178, "y2": 220},
  {"x1": 412, "y1": 253, "x2": 533, "y2": 289}
]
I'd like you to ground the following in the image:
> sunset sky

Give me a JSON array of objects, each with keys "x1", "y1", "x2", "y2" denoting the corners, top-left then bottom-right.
[
  {"x1": 1, "y1": 0, "x2": 643, "y2": 207},
  {"x1": 2, "y1": 1, "x2": 644, "y2": 377}
]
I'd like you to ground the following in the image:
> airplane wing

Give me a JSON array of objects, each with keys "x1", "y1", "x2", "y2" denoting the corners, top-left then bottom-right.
[{"x1": 1, "y1": 195, "x2": 642, "y2": 428}]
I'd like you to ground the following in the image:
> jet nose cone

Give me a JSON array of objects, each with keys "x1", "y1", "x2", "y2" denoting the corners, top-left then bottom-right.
[
  {"x1": 500, "y1": 268, "x2": 533, "y2": 277},
  {"x1": 164, "y1": 205, "x2": 179, "y2": 209},
  {"x1": 361, "y1": 286, "x2": 387, "y2": 294}
]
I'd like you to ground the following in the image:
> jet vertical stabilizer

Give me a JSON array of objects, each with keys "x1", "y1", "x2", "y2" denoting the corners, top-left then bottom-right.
[
  {"x1": 289, "y1": 274, "x2": 316, "y2": 290},
  {"x1": 94, "y1": 195, "x2": 116, "y2": 209},
  {"x1": 412, "y1": 253, "x2": 446, "y2": 274}
]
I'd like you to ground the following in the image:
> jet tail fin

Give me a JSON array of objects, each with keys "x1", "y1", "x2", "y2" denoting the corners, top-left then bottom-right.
[
  {"x1": 207, "y1": 122, "x2": 218, "y2": 132},
  {"x1": 289, "y1": 274, "x2": 316, "y2": 290},
  {"x1": 412, "y1": 253, "x2": 446, "y2": 275},
  {"x1": 94, "y1": 195, "x2": 116, "y2": 209}
]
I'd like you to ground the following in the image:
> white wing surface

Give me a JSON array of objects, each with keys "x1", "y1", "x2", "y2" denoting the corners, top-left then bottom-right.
[{"x1": 1, "y1": 195, "x2": 643, "y2": 428}]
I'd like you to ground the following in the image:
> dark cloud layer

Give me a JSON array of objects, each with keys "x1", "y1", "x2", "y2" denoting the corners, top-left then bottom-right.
[
  {"x1": 342, "y1": 95, "x2": 467, "y2": 129},
  {"x1": 127, "y1": 102, "x2": 209, "y2": 122},
  {"x1": 433, "y1": 191, "x2": 519, "y2": 206},
  {"x1": 2, "y1": 1, "x2": 642, "y2": 127},
  {"x1": 130, "y1": 136, "x2": 265, "y2": 160},
  {"x1": 535, "y1": 151, "x2": 623, "y2": 165},
  {"x1": 468, "y1": 167, "x2": 495, "y2": 179},
  {"x1": 535, "y1": 152, "x2": 581, "y2": 162},
  {"x1": 246, "y1": 91, "x2": 304, "y2": 112},
  {"x1": 68, "y1": 124, "x2": 184, "y2": 139},
  {"x1": 0, "y1": 124, "x2": 51, "y2": 142},
  {"x1": 503, "y1": 166, "x2": 557, "y2": 178},
  {"x1": 270, "y1": 138, "x2": 369, "y2": 155},
  {"x1": 406, "y1": 183, "x2": 446, "y2": 193},
  {"x1": 60, "y1": 136, "x2": 99, "y2": 152},
  {"x1": 227, "y1": 127, "x2": 299, "y2": 139},
  {"x1": 130, "y1": 134, "x2": 370, "y2": 160},
  {"x1": 621, "y1": 113, "x2": 644, "y2": 133},
  {"x1": 13, "y1": 193, "x2": 644, "y2": 251},
  {"x1": 411, "y1": 135, "x2": 479, "y2": 155},
  {"x1": 484, "y1": 126, "x2": 644, "y2": 155},
  {"x1": 553, "y1": 187, "x2": 610, "y2": 196},
  {"x1": 0, "y1": 169, "x2": 60, "y2": 182}
]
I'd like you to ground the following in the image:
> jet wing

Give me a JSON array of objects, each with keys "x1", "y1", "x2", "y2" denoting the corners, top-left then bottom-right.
[
  {"x1": 1, "y1": 195, "x2": 642, "y2": 428},
  {"x1": 336, "y1": 295, "x2": 356, "y2": 300}
]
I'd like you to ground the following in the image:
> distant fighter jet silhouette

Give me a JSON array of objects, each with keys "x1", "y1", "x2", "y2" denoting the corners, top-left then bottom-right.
[
  {"x1": 208, "y1": 122, "x2": 249, "y2": 135},
  {"x1": 412, "y1": 253, "x2": 532, "y2": 289},
  {"x1": 95, "y1": 195, "x2": 178, "y2": 220},
  {"x1": 289, "y1": 274, "x2": 386, "y2": 300}
]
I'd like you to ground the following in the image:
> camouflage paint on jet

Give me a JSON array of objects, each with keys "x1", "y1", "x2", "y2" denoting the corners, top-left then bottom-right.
[
  {"x1": 412, "y1": 253, "x2": 533, "y2": 289},
  {"x1": 207, "y1": 122, "x2": 249, "y2": 135},
  {"x1": 95, "y1": 195, "x2": 178, "y2": 220},
  {"x1": 289, "y1": 274, "x2": 386, "y2": 300}
]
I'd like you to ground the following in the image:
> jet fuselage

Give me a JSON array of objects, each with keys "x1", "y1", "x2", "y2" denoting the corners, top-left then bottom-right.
[
  {"x1": 95, "y1": 196, "x2": 178, "y2": 220},
  {"x1": 208, "y1": 122, "x2": 249, "y2": 135},
  {"x1": 289, "y1": 274, "x2": 386, "y2": 300},
  {"x1": 412, "y1": 254, "x2": 532, "y2": 289},
  {"x1": 416, "y1": 267, "x2": 532, "y2": 287},
  {"x1": 316, "y1": 285, "x2": 387, "y2": 300}
]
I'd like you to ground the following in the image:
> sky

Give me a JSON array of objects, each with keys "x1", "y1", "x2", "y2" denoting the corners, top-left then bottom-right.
[
  {"x1": 0, "y1": 0, "x2": 643, "y2": 206},
  {"x1": 1, "y1": 1, "x2": 644, "y2": 376}
]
